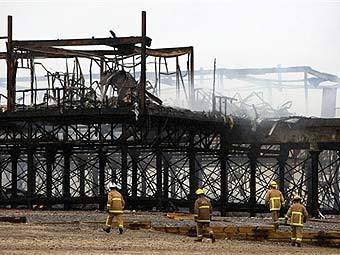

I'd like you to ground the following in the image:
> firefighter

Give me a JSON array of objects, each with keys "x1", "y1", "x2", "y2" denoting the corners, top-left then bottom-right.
[
  {"x1": 285, "y1": 194, "x2": 308, "y2": 247},
  {"x1": 265, "y1": 180, "x2": 285, "y2": 229},
  {"x1": 103, "y1": 182, "x2": 125, "y2": 234},
  {"x1": 194, "y1": 188, "x2": 215, "y2": 243}
]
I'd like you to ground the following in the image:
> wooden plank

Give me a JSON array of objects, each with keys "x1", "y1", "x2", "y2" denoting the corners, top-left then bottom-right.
[
  {"x1": 0, "y1": 216, "x2": 27, "y2": 223},
  {"x1": 153, "y1": 225, "x2": 340, "y2": 246}
]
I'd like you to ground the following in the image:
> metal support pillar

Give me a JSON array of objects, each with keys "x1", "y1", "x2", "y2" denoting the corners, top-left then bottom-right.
[
  {"x1": 130, "y1": 150, "x2": 139, "y2": 197},
  {"x1": 121, "y1": 147, "x2": 128, "y2": 197},
  {"x1": 140, "y1": 11, "x2": 146, "y2": 111},
  {"x1": 163, "y1": 153, "x2": 171, "y2": 207},
  {"x1": 308, "y1": 150, "x2": 320, "y2": 217},
  {"x1": 46, "y1": 147, "x2": 55, "y2": 208},
  {"x1": 278, "y1": 145, "x2": 288, "y2": 197},
  {"x1": 189, "y1": 47, "x2": 194, "y2": 108},
  {"x1": 278, "y1": 145, "x2": 288, "y2": 217},
  {"x1": 248, "y1": 145, "x2": 259, "y2": 216},
  {"x1": 10, "y1": 147, "x2": 19, "y2": 208},
  {"x1": 189, "y1": 130, "x2": 198, "y2": 213},
  {"x1": 6, "y1": 15, "x2": 16, "y2": 111},
  {"x1": 27, "y1": 146, "x2": 35, "y2": 209},
  {"x1": 99, "y1": 148, "x2": 106, "y2": 210},
  {"x1": 79, "y1": 155, "x2": 86, "y2": 198},
  {"x1": 220, "y1": 129, "x2": 228, "y2": 216},
  {"x1": 156, "y1": 150, "x2": 163, "y2": 210},
  {"x1": 63, "y1": 146, "x2": 71, "y2": 210}
]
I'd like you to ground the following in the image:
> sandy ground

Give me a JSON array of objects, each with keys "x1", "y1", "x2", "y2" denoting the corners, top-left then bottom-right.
[{"x1": 0, "y1": 210, "x2": 339, "y2": 255}]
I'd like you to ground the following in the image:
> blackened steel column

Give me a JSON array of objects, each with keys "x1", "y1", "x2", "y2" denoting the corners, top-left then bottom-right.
[
  {"x1": 163, "y1": 153, "x2": 171, "y2": 208},
  {"x1": 6, "y1": 15, "x2": 16, "y2": 111},
  {"x1": 27, "y1": 146, "x2": 35, "y2": 209},
  {"x1": 130, "y1": 150, "x2": 139, "y2": 198},
  {"x1": 10, "y1": 147, "x2": 19, "y2": 208},
  {"x1": 308, "y1": 150, "x2": 320, "y2": 217},
  {"x1": 248, "y1": 144, "x2": 259, "y2": 217},
  {"x1": 156, "y1": 149, "x2": 163, "y2": 210},
  {"x1": 278, "y1": 145, "x2": 288, "y2": 199},
  {"x1": 121, "y1": 123, "x2": 128, "y2": 197},
  {"x1": 140, "y1": 11, "x2": 146, "y2": 111},
  {"x1": 220, "y1": 129, "x2": 228, "y2": 216},
  {"x1": 63, "y1": 146, "x2": 71, "y2": 210},
  {"x1": 99, "y1": 148, "x2": 106, "y2": 210},
  {"x1": 46, "y1": 147, "x2": 55, "y2": 208},
  {"x1": 189, "y1": 130, "x2": 198, "y2": 213},
  {"x1": 79, "y1": 156, "x2": 85, "y2": 198},
  {"x1": 278, "y1": 145, "x2": 288, "y2": 217}
]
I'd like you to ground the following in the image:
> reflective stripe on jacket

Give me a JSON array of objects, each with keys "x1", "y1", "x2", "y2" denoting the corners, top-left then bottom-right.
[
  {"x1": 265, "y1": 188, "x2": 284, "y2": 211},
  {"x1": 287, "y1": 203, "x2": 308, "y2": 227},
  {"x1": 194, "y1": 196, "x2": 212, "y2": 223},
  {"x1": 107, "y1": 189, "x2": 125, "y2": 214}
]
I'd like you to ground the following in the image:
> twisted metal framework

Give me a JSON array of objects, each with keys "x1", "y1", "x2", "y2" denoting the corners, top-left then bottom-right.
[{"x1": 0, "y1": 13, "x2": 339, "y2": 216}]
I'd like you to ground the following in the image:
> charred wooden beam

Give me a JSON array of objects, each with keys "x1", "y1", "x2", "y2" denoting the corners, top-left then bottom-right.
[{"x1": 12, "y1": 36, "x2": 151, "y2": 48}]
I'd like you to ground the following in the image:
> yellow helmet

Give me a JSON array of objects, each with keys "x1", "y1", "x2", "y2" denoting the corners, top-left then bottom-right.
[
  {"x1": 293, "y1": 194, "x2": 302, "y2": 201},
  {"x1": 270, "y1": 181, "x2": 277, "y2": 188},
  {"x1": 195, "y1": 188, "x2": 204, "y2": 195}
]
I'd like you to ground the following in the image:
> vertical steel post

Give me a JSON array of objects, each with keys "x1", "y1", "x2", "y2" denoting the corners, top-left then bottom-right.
[
  {"x1": 30, "y1": 58, "x2": 35, "y2": 105},
  {"x1": 220, "y1": 129, "x2": 228, "y2": 216},
  {"x1": 189, "y1": 129, "x2": 197, "y2": 212},
  {"x1": 248, "y1": 144, "x2": 258, "y2": 217},
  {"x1": 131, "y1": 151, "x2": 138, "y2": 197},
  {"x1": 156, "y1": 150, "x2": 163, "y2": 210},
  {"x1": 63, "y1": 146, "x2": 71, "y2": 210},
  {"x1": 27, "y1": 146, "x2": 35, "y2": 209},
  {"x1": 6, "y1": 15, "x2": 16, "y2": 111},
  {"x1": 163, "y1": 153, "x2": 170, "y2": 206},
  {"x1": 99, "y1": 147, "x2": 106, "y2": 210},
  {"x1": 308, "y1": 150, "x2": 320, "y2": 217},
  {"x1": 46, "y1": 147, "x2": 55, "y2": 208},
  {"x1": 140, "y1": 11, "x2": 146, "y2": 111},
  {"x1": 121, "y1": 123, "x2": 128, "y2": 197},
  {"x1": 176, "y1": 57, "x2": 180, "y2": 104},
  {"x1": 212, "y1": 58, "x2": 216, "y2": 112},
  {"x1": 190, "y1": 47, "x2": 194, "y2": 108},
  {"x1": 10, "y1": 147, "x2": 19, "y2": 208},
  {"x1": 278, "y1": 145, "x2": 288, "y2": 198},
  {"x1": 79, "y1": 156, "x2": 85, "y2": 198}
]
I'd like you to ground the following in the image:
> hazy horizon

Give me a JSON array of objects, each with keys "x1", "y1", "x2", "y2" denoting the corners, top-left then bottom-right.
[{"x1": 0, "y1": 0, "x2": 340, "y2": 116}]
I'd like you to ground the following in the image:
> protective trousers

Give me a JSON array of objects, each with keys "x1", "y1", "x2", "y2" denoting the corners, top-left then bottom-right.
[
  {"x1": 196, "y1": 222, "x2": 213, "y2": 239},
  {"x1": 291, "y1": 226, "x2": 303, "y2": 244},
  {"x1": 271, "y1": 210, "x2": 279, "y2": 222},
  {"x1": 105, "y1": 213, "x2": 124, "y2": 229}
]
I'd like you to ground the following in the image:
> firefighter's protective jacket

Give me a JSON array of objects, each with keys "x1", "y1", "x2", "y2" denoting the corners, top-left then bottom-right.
[
  {"x1": 107, "y1": 189, "x2": 125, "y2": 214},
  {"x1": 265, "y1": 188, "x2": 284, "y2": 211},
  {"x1": 194, "y1": 196, "x2": 212, "y2": 223},
  {"x1": 286, "y1": 203, "x2": 308, "y2": 227}
]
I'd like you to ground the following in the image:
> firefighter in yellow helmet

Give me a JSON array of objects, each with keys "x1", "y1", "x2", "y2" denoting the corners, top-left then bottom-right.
[
  {"x1": 285, "y1": 194, "x2": 308, "y2": 247},
  {"x1": 265, "y1": 180, "x2": 285, "y2": 229},
  {"x1": 193, "y1": 188, "x2": 215, "y2": 243},
  {"x1": 103, "y1": 182, "x2": 125, "y2": 234}
]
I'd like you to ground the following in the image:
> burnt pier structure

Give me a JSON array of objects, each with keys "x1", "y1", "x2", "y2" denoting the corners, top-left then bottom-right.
[{"x1": 0, "y1": 13, "x2": 339, "y2": 216}]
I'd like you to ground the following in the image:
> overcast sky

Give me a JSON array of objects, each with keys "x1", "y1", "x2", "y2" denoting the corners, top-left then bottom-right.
[
  {"x1": 1, "y1": 0, "x2": 340, "y2": 72},
  {"x1": 1, "y1": 0, "x2": 340, "y2": 115}
]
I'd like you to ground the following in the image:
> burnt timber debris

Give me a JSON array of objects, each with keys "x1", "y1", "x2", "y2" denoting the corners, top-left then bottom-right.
[{"x1": 0, "y1": 13, "x2": 339, "y2": 218}]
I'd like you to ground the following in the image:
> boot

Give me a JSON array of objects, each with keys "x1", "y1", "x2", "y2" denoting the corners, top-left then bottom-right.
[
  {"x1": 102, "y1": 226, "x2": 111, "y2": 233},
  {"x1": 119, "y1": 227, "x2": 124, "y2": 234},
  {"x1": 209, "y1": 233, "x2": 216, "y2": 243},
  {"x1": 296, "y1": 243, "x2": 301, "y2": 247}
]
